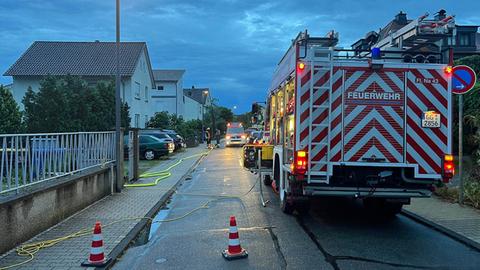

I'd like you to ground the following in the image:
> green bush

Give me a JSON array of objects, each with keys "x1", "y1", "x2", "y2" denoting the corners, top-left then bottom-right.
[
  {"x1": 435, "y1": 186, "x2": 459, "y2": 203},
  {"x1": 435, "y1": 172, "x2": 480, "y2": 209},
  {"x1": 464, "y1": 180, "x2": 480, "y2": 208}
]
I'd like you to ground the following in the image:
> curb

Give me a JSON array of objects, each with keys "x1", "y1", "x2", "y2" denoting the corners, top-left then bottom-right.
[
  {"x1": 401, "y1": 209, "x2": 480, "y2": 251},
  {"x1": 100, "y1": 150, "x2": 207, "y2": 269}
]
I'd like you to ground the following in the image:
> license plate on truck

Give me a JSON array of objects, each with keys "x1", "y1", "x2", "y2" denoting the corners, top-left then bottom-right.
[{"x1": 421, "y1": 111, "x2": 440, "y2": 128}]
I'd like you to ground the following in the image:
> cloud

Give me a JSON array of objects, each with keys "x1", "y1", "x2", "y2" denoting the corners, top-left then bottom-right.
[{"x1": 1, "y1": 0, "x2": 480, "y2": 112}]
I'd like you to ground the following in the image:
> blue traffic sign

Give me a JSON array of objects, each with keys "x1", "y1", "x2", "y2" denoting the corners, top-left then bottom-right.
[{"x1": 452, "y1": 65, "x2": 477, "y2": 95}]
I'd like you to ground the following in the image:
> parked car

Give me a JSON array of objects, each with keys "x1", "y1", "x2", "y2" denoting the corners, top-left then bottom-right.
[
  {"x1": 140, "y1": 130, "x2": 175, "y2": 153},
  {"x1": 123, "y1": 134, "x2": 171, "y2": 160},
  {"x1": 162, "y1": 129, "x2": 186, "y2": 150}
]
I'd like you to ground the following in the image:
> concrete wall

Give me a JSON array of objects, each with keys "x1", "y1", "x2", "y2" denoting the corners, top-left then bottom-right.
[{"x1": 0, "y1": 166, "x2": 114, "y2": 254}]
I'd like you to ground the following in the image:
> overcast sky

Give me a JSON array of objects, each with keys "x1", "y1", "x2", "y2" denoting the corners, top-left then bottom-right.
[{"x1": 1, "y1": 0, "x2": 479, "y2": 112}]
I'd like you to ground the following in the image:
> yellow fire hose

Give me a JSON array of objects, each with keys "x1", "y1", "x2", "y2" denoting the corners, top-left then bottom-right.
[
  {"x1": 124, "y1": 151, "x2": 210, "y2": 187},
  {"x1": 0, "y1": 148, "x2": 261, "y2": 270}
]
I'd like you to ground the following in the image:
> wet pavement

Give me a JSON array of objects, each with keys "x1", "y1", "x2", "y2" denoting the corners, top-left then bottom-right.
[{"x1": 114, "y1": 147, "x2": 480, "y2": 270}]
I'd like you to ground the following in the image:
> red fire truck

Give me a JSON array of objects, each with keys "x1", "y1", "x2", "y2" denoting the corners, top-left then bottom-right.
[{"x1": 263, "y1": 30, "x2": 454, "y2": 215}]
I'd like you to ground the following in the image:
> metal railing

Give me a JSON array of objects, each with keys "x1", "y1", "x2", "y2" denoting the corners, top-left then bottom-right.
[{"x1": 0, "y1": 131, "x2": 115, "y2": 194}]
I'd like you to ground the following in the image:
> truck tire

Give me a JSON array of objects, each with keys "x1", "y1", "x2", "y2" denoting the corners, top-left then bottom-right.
[
  {"x1": 263, "y1": 175, "x2": 272, "y2": 186},
  {"x1": 280, "y1": 191, "x2": 294, "y2": 214}
]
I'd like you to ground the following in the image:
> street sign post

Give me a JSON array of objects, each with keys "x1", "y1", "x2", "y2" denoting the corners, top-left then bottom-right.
[
  {"x1": 452, "y1": 65, "x2": 477, "y2": 204},
  {"x1": 452, "y1": 65, "x2": 477, "y2": 94}
]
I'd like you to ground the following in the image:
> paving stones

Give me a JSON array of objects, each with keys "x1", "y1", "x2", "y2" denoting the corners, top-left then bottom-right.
[
  {"x1": 405, "y1": 197, "x2": 480, "y2": 244},
  {"x1": 0, "y1": 147, "x2": 206, "y2": 269}
]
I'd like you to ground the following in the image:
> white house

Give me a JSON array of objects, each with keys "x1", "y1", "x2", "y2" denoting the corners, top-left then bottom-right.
[
  {"x1": 183, "y1": 86, "x2": 212, "y2": 121},
  {"x1": 151, "y1": 69, "x2": 185, "y2": 118},
  {"x1": 3, "y1": 41, "x2": 156, "y2": 128}
]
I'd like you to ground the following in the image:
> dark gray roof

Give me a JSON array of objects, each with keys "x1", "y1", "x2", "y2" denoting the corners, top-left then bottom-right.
[
  {"x1": 183, "y1": 87, "x2": 209, "y2": 105},
  {"x1": 4, "y1": 41, "x2": 149, "y2": 77},
  {"x1": 152, "y1": 69, "x2": 185, "y2": 82}
]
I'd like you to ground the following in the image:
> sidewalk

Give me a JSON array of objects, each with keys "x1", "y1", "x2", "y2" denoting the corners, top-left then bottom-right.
[
  {"x1": 404, "y1": 196, "x2": 480, "y2": 250},
  {"x1": 0, "y1": 146, "x2": 207, "y2": 270}
]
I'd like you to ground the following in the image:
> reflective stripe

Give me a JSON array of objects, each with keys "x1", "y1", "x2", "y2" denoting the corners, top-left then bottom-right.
[
  {"x1": 90, "y1": 246, "x2": 105, "y2": 255},
  {"x1": 228, "y1": 238, "x2": 240, "y2": 246},
  {"x1": 92, "y1": 234, "x2": 103, "y2": 241},
  {"x1": 229, "y1": 227, "x2": 238, "y2": 233}
]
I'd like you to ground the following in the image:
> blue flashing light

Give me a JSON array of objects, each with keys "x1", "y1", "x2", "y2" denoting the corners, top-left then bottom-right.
[{"x1": 371, "y1": 48, "x2": 381, "y2": 59}]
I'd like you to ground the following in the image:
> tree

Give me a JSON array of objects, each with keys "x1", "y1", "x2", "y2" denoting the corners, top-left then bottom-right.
[
  {"x1": 0, "y1": 85, "x2": 23, "y2": 134},
  {"x1": 22, "y1": 76, "x2": 131, "y2": 133},
  {"x1": 147, "y1": 111, "x2": 170, "y2": 129},
  {"x1": 22, "y1": 76, "x2": 69, "y2": 132},
  {"x1": 22, "y1": 86, "x2": 40, "y2": 133},
  {"x1": 204, "y1": 104, "x2": 234, "y2": 134},
  {"x1": 169, "y1": 114, "x2": 185, "y2": 131},
  {"x1": 122, "y1": 102, "x2": 131, "y2": 130},
  {"x1": 453, "y1": 56, "x2": 480, "y2": 155},
  {"x1": 235, "y1": 112, "x2": 253, "y2": 129}
]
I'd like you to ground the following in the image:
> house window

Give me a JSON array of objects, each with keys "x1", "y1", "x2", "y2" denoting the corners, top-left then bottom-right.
[
  {"x1": 135, "y1": 82, "x2": 141, "y2": 99},
  {"x1": 135, "y1": 114, "x2": 140, "y2": 128},
  {"x1": 157, "y1": 85, "x2": 164, "y2": 90},
  {"x1": 144, "y1": 86, "x2": 148, "y2": 102},
  {"x1": 459, "y1": 33, "x2": 471, "y2": 46}
]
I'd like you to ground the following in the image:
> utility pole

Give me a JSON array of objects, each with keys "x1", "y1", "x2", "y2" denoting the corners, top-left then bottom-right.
[{"x1": 115, "y1": 0, "x2": 122, "y2": 192}]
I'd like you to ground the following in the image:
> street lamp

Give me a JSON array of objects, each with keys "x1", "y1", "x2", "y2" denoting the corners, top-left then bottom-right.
[
  {"x1": 115, "y1": 0, "x2": 122, "y2": 192},
  {"x1": 201, "y1": 90, "x2": 209, "y2": 143}
]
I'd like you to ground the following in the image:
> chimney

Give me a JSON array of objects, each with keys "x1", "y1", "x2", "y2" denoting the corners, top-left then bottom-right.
[
  {"x1": 395, "y1": 11, "x2": 407, "y2": 24},
  {"x1": 434, "y1": 9, "x2": 447, "y2": 21}
]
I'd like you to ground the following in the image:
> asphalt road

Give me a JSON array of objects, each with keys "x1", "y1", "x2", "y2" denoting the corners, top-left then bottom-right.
[{"x1": 114, "y1": 147, "x2": 480, "y2": 270}]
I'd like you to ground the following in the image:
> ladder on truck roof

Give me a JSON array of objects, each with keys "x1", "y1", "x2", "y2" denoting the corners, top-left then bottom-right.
[
  {"x1": 374, "y1": 12, "x2": 455, "y2": 51},
  {"x1": 307, "y1": 48, "x2": 333, "y2": 184}
]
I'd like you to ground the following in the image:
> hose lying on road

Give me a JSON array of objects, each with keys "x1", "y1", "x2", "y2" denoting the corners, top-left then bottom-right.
[
  {"x1": 0, "y1": 149, "x2": 261, "y2": 270},
  {"x1": 124, "y1": 151, "x2": 210, "y2": 187}
]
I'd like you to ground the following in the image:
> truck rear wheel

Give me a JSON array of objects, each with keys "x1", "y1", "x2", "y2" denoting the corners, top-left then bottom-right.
[{"x1": 280, "y1": 191, "x2": 294, "y2": 214}]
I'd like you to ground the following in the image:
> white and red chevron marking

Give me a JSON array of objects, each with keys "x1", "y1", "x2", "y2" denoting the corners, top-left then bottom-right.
[
  {"x1": 342, "y1": 70, "x2": 405, "y2": 163},
  {"x1": 328, "y1": 68, "x2": 343, "y2": 162},
  {"x1": 406, "y1": 69, "x2": 449, "y2": 176}
]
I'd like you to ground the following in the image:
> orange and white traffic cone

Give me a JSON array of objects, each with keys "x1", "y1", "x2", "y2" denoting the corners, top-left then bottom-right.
[
  {"x1": 81, "y1": 221, "x2": 111, "y2": 267},
  {"x1": 222, "y1": 216, "x2": 248, "y2": 260}
]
